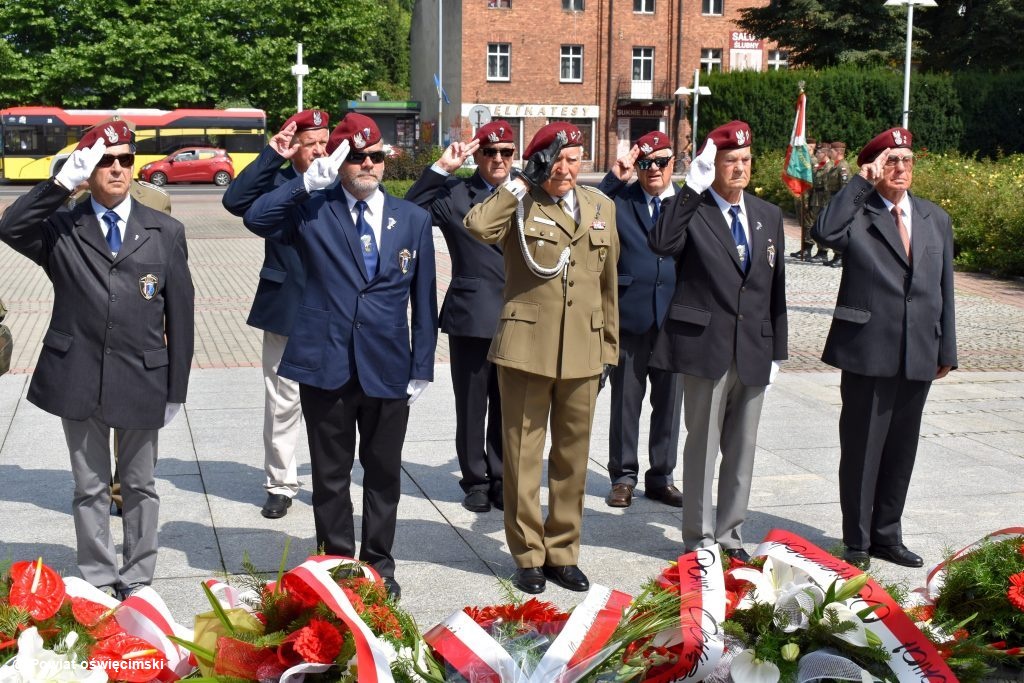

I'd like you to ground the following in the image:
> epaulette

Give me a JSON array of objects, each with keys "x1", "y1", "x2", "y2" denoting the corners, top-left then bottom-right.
[
  {"x1": 578, "y1": 184, "x2": 611, "y2": 201},
  {"x1": 136, "y1": 180, "x2": 169, "y2": 196}
]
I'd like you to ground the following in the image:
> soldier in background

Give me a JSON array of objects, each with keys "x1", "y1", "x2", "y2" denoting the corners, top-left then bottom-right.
[
  {"x1": 808, "y1": 142, "x2": 833, "y2": 263},
  {"x1": 790, "y1": 137, "x2": 817, "y2": 260},
  {"x1": 824, "y1": 142, "x2": 851, "y2": 268}
]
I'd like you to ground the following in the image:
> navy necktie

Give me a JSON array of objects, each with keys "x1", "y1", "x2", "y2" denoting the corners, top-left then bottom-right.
[
  {"x1": 651, "y1": 196, "x2": 661, "y2": 223},
  {"x1": 102, "y1": 210, "x2": 121, "y2": 256},
  {"x1": 355, "y1": 200, "x2": 378, "y2": 278},
  {"x1": 729, "y1": 205, "x2": 749, "y2": 272}
]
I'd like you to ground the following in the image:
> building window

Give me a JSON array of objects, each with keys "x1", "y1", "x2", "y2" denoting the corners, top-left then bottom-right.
[
  {"x1": 700, "y1": 48, "x2": 722, "y2": 73},
  {"x1": 702, "y1": 0, "x2": 723, "y2": 15},
  {"x1": 562, "y1": 0, "x2": 584, "y2": 9},
  {"x1": 487, "y1": 43, "x2": 510, "y2": 81},
  {"x1": 633, "y1": 0, "x2": 655, "y2": 12},
  {"x1": 560, "y1": 45, "x2": 584, "y2": 82},
  {"x1": 487, "y1": 0, "x2": 512, "y2": 7},
  {"x1": 632, "y1": 47, "x2": 654, "y2": 81},
  {"x1": 767, "y1": 49, "x2": 789, "y2": 70}
]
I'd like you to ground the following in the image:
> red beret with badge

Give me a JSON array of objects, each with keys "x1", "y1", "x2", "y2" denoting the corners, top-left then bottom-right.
[
  {"x1": 282, "y1": 109, "x2": 329, "y2": 133},
  {"x1": 524, "y1": 121, "x2": 584, "y2": 160},
  {"x1": 634, "y1": 131, "x2": 672, "y2": 157},
  {"x1": 474, "y1": 120, "x2": 515, "y2": 145},
  {"x1": 697, "y1": 120, "x2": 752, "y2": 155},
  {"x1": 76, "y1": 120, "x2": 134, "y2": 151},
  {"x1": 327, "y1": 113, "x2": 381, "y2": 155},
  {"x1": 857, "y1": 127, "x2": 912, "y2": 166}
]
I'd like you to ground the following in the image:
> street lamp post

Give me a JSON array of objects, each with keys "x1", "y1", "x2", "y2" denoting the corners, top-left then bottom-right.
[
  {"x1": 675, "y1": 69, "x2": 711, "y2": 154},
  {"x1": 883, "y1": 0, "x2": 938, "y2": 129},
  {"x1": 291, "y1": 43, "x2": 308, "y2": 113}
]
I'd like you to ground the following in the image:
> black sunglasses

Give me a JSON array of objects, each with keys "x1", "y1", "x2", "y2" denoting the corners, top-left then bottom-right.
[
  {"x1": 345, "y1": 150, "x2": 387, "y2": 164},
  {"x1": 95, "y1": 153, "x2": 135, "y2": 168},
  {"x1": 636, "y1": 156, "x2": 672, "y2": 171},
  {"x1": 480, "y1": 148, "x2": 515, "y2": 158}
]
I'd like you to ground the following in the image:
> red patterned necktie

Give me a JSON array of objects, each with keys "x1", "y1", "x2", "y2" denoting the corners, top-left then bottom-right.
[{"x1": 891, "y1": 206, "x2": 911, "y2": 261}]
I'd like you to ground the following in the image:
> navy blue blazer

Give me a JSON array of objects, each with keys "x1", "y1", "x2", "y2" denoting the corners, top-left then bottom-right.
[
  {"x1": 222, "y1": 146, "x2": 306, "y2": 337},
  {"x1": 597, "y1": 173, "x2": 678, "y2": 335},
  {"x1": 404, "y1": 168, "x2": 505, "y2": 339},
  {"x1": 243, "y1": 177, "x2": 438, "y2": 398}
]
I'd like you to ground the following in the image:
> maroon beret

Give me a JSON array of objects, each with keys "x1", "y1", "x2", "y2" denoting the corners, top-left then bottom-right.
[
  {"x1": 76, "y1": 120, "x2": 133, "y2": 151},
  {"x1": 524, "y1": 121, "x2": 584, "y2": 159},
  {"x1": 634, "y1": 131, "x2": 672, "y2": 157},
  {"x1": 281, "y1": 109, "x2": 329, "y2": 133},
  {"x1": 698, "y1": 120, "x2": 752, "y2": 155},
  {"x1": 857, "y1": 127, "x2": 912, "y2": 166},
  {"x1": 327, "y1": 113, "x2": 381, "y2": 154},
  {"x1": 474, "y1": 120, "x2": 515, "y2": 145}
]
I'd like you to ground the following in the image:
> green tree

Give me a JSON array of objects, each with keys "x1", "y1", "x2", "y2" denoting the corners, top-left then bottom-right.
[{"x1": 915, "y1": 0, "x2": 1024, "y2": 72}]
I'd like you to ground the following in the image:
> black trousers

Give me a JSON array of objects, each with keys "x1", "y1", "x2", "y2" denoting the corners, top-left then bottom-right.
[
  {"x1": 838, "y1": 370, "x2": 931, "y2": 550},
  {"x1": 300, "y1": 378, "x2": 409, "y2": 577},
  {"x1": 449, "y1": 335, "x2": 503, "y2": 493},
  {"x1": 608, "y1": 327, "x2": 684, "y2": 488}
]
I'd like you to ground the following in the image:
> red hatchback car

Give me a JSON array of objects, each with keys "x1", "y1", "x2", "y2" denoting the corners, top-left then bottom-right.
[{"x1": 138, "y1": 147, "x2": 234, "y2": 186}]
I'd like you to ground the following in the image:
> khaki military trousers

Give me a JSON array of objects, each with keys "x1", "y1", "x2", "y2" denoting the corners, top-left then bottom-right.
[{"x1": 497, "y1": 367, "x2": 599, "y2": 568}]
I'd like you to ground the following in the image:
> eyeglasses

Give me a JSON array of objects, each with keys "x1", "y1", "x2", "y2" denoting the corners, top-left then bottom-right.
[
  {"x1": 95, "y1": 153, "x2": 135, "y2": 168},
  {"x1": 345, "y1": 150, "x2": 387, "y2": 164},
  {"x1": 636, "y1": 156, "x2": 672, "y2": 170},
  {"x1": 884, "y1": 154, "x2": 915, "y2": 167},
  {"x1": 480, "y1": 148, "x2": 515, "y2": 158}
]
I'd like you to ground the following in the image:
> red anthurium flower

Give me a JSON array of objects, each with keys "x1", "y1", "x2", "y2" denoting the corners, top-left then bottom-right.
[
  {"x1": 70, "y1": 597, "x2": 124, "y2": 639},
  {"x1": 90, "y1": 632, "x2": 167, "y2": 682},
  {"x1": 8, "y1": 558, "x2": 65, "y2": 621},
  {"x1": 291, "y1": 618, "x2": 344, "y2": 664},
  {"x1": 1008, "y1": 571, "x2": 1024, "y2": 612}
]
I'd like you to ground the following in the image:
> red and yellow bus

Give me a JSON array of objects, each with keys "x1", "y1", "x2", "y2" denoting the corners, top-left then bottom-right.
[{"x1": 0, "y1": 106, "x2": 266, "y2": 181}]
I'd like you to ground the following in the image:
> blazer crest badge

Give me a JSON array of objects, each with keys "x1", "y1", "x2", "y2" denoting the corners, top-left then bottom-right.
[{"x1": 139, "y1": 274, "x2": 159, "y2": 300}]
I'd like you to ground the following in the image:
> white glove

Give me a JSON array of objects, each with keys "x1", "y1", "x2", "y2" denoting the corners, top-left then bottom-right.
[
  {"x1": 685, "y1": 138, "x2": 717, "y2": 194},
  {"x1": 406, "y1": 379, "x2": 430, "y2": 406},
  {"x1": 765, "y1": 361, "x2": 781, "y2": 394},
  {"x1": 302, "y1": 139, "x2": 350, "y2": 193},
  {"x1": 163, "y1": 402, "x2": 182, "y2": 426},
  {"x1": 55, "y1": 138, "x2": 107, "y2": 191}
]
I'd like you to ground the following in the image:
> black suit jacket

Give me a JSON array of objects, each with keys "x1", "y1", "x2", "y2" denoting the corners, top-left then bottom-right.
[
  {"x1": 222, "y1": 145, "x2": 306, "y2": 337},
  {"x1": 648, "y1": 185, "x2": 788, "y2": 386},
  {"x1": 0, "y1": 180, "x2": 194, "y2": 429},
  {"x1": 405, "y1": 168, "x2": 505, "y2": 339},
  {"x1": 596, "y1": 173, "x2": 678, "y2": 335},
  {"x1": 812, "y1": 175, "x2": 957, "y2": 381}
]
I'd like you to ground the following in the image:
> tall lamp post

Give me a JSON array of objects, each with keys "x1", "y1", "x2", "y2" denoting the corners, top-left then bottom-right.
[
  {"x1": 883, "y1": 0, "x2": 938, "y2": 129},
  {"x1": 675, "y1": 69, "x2": 711, "y2": 156}
]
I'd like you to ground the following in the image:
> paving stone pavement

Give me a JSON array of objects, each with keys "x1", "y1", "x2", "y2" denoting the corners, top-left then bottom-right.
[{"x1": 0, "y1": 186, "x2": 1022, "y2": 631}]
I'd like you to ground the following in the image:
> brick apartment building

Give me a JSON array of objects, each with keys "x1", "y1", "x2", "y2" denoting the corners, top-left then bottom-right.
[{"x1": 410, "y1": 0, "x2": 785, "y2": 171}]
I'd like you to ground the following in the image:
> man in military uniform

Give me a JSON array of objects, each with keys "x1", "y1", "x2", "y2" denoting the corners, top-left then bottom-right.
[
  {"x1": 790, "y1": 137, "x2": 817, "y2": 260},
  {"x1": 596, "y1": 131, "x2": 684, "y2": 509},
  {"x1": 405, "y1": 121, "x2": 512, "y2": 514},
  {"x1": 823, "y1": 142, "x2": 851, "y2": 268},
  {"x1": 223, "y1": 109, "x2": 330, "y2": 519},
  {"x1": 807, "y1": 142, "x2": 833, "y2": 263},
  {"x1": 465, "y1": 122, "x2": 619, "y2": 595}
]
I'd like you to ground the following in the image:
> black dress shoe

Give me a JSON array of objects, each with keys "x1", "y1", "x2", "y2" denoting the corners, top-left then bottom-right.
[
  {"x1": 489, "y1": 483, "x2": 504, "y2": 511},
  {"x1": 869, "y1": 544, "x2": 923, "y2": 568},
  {"x1": 543, "y1": 565, "x2": 590, "y2": 592},
  {"x1": 261, "y1": 493, "x2": 292, "y2": 519},
  {"x1": 725, "y1": 548, "x2": 751, "y2": 563},
  {"x1": 843, "y1": 548, "x2": 871, "y2": 570},
  {"x1": 382, "y1": 576, "x2": 402, "y2": 600},
  {"x1": 514, "y1": 567, "x2": 546, "y2": 594},
  {"x1": 829, "y1": 256, "x2": 844, "y2": 268},
  {"x1": 645, "y1": 484, "x2": 683, "y2": 508},
  {"x1": 605, "y1": 483, "x2": 634, "y2": 507},
  {"x1": 462, "y1": 489, "x2": 491, "y2": 513}
]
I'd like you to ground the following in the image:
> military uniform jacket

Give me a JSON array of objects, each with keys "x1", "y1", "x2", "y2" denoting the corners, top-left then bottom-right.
[
  {"x1": 596, "y1": 173, "x2": 678, "y2": 335},
  {"x1": 0, "y1": 180, "x2": 194, "y2": 429},
  {"x1": 222, "y1": 146, "x2": 306, "y2": 337},
  {"x1": 243, "y1": 177, "x2": 438, "y2": 398},
  {"x1": 464, "y1": 183, "x2": 619, "y2": 380},
  {"x1": 404, "y1": 168, "x2": 505, "y2": 339},
  {"x1": 647, "y1": 186, "x2": 788, "y2": 386},
  {"x1": 811, "y1": 175, "x2": 957, "y2": 381}
]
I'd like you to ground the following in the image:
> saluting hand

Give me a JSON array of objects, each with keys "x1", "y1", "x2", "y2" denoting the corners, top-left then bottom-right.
[
  {"x1": 55, "y1": 138, "x2": 106, "y2": 191},
  {"x1": 436, "y1": 139, "x2": 481, "y2": 174},
  {"x1": 685, "y1": 139, "x2": 717, "y2": 194},
  {"x1": 611, "y1": 145, "x2": 640, "y2": 182},
  {"x1": 303, "y1": 139, "x2": 350, "y2": 193},
  {"x1": 859, "y1": 146, "x2": 890, "y2": 185},
  {"x1": 270, "y1": 121, "x2": 299, "y2": 160}
]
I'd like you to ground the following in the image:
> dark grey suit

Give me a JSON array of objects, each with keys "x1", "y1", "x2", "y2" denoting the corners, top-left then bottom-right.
[
  {"x1": 649, "y1": 185, "x2": 787, "y2": 551},
  {"x1": 812, "y1": 174, "x2": 956, "y2": 550},
  {"x1": 0, "y1": 179, "x2": 194, "y2": 592}
]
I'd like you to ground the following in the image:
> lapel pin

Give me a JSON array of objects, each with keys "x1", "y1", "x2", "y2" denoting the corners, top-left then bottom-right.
[
  {"x1": 386, "y1": 217, "x2": 396, "y2": 231},
  {"x1": 755, "y1": 221, "x2": 763, "y2": 231}
]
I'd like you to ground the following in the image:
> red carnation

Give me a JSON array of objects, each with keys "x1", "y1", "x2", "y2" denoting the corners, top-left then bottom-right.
[
  {"x1": 1008, "y1": 571, "x2": 1024, "y2": 612},
  {"x1": 291, "y1": 619, "x2": 344, "y2": 664},
  {"x1": 906, "y1": 604, "x2": 936, "y2": 622}
]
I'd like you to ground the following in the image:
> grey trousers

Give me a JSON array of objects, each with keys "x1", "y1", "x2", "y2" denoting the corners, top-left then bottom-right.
[
  {"x1": 262, "y1": 330, "x2": 303, "y2": 497},
  {"x1": 680, "y1": 364, "x2": 765, "y2": 551},
  {"x1": 62, "y1": 413, "x2": 159, "y2": 592}
]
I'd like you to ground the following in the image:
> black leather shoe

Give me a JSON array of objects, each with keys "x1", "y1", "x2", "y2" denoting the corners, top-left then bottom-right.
[
  {"x1": 514, "y1": 567, "x2": 546, "y2": 594},
  {"x1": 812, "y1": 250, "x2": 830, "y2": 262},
  {"x1": 645, "y1": 484, "x2": 683, "y2": 508},
  {"x1": 869, "y1": 544, "x2": 923, "y2": 568},
  {"x1": 605, "y1": 483, "x2": 634, "y2": 508},
  {"x1": 843, "y1": 548, "x2": 871, "y2": 570},
  {"x1": 462, "y1": 489, "x2": 491, "y2": 512},
  {"x1": 725, "y1": 548, "x2": 751, "y2": 563},
  {"x1": 488, "y1": 483, "x2": 504, "y2": 511},
  {"x1": 829, "y1": 256, "x2": 844, "y2": 268},
  {"x1": 543, "y1": 565, "x2": 590, "y2": 592},
  {"x1": 261, "y1": 493, "x2": 292, "y2": 519},
  {"x1": 382, "y1": 576, "x2": 401, "y2": 600}
]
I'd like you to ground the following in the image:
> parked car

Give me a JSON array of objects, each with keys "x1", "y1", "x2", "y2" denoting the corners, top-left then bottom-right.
[{"x1": 138, "y1": 147, "x2": 234, "y2": 186}]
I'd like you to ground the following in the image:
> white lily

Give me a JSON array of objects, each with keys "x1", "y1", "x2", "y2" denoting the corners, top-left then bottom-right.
[
  {"x1": 731, "y1": 649, "x2": 781, "y2": 683},
  {"x1": 0, "y1": 627, "x2": 108, "y2": 682},
  {"x1": 822, "y1": 601, "x2": 873, "y2": 648},
  {"x1": 732, "y1": 557, "x2": 823, "y2": 634}
]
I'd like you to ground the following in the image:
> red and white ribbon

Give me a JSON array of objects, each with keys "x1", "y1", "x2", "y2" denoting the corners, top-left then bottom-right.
[
  {"x1": 424, "y1": 610, "x2": 518, "y2": 682},
  {"x1": 918, "y1": 527, "x2": 1024, "y2": 604}
]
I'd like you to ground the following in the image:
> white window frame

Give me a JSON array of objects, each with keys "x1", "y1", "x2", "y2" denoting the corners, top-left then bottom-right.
[
  {"x1": 563, "y1": 0, "x2": 584, "y2": 10},
  {"x1": 560, "y1": 45, "x2": 584, "y2": 83},
  {"x1": 767, "y1": 49, "x2": 789, "y2": 70},
  {"x1": 700, "y1": 48, "x2": 722, "y2": 73},
  {"x1": 633, "y1": 0, "x2": 655, "y2": 13},
  {"x1": 632, "y1": 47, "x2": 654, "y2": 81},
  {"x1": 702, "y1": 0, "x2": 723, "y2": 15},
  {"x1": 487, "y1": 43, "x2": 511, "y2": 81}
]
